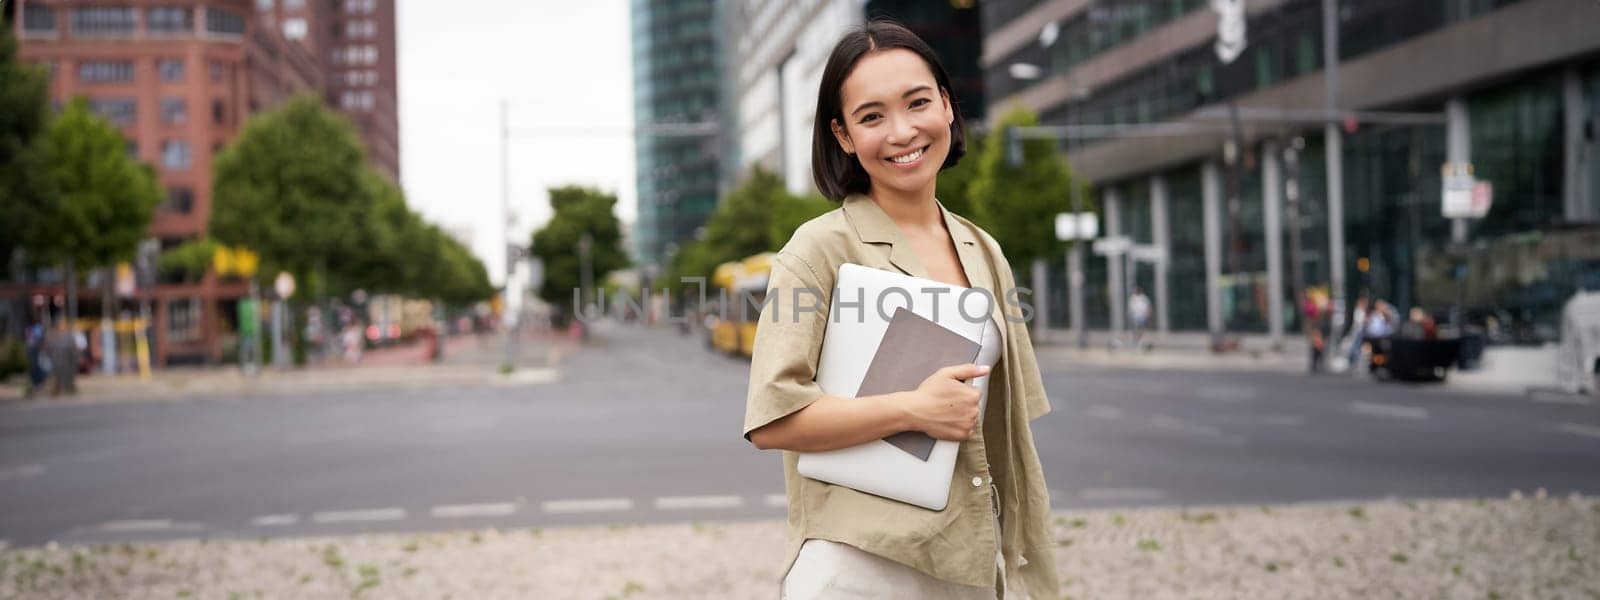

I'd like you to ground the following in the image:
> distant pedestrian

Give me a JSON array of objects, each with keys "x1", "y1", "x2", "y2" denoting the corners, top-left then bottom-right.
[
  {"x1": 44, "y1": 320, "x2": 78, "y2": 395},
  {"x1": 1305, "y1": 287, "x2": 1331, "y2": 373},
  {"x1": 23, "y1": 319, "x2": 47, "y2": 398},
  {"x1": 1366, "y1": 300, "x2": 1395, "y2": 339},
  {"x1": 1128, "y1": 286, "x2": 1152, "y2": 351},
  {"x1": 1345, "y1": 292, "x2": 1370, "y2": 370}
]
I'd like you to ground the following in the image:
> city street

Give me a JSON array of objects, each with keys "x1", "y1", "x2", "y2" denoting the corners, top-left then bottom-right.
[{"x1": 2, "y1": 322, "x2": 1598, "y2": 549}]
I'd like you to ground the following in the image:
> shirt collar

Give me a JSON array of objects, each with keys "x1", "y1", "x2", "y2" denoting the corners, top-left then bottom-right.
[{"x1": 840, "y1": 193, "x2": 980, "y2": 278}]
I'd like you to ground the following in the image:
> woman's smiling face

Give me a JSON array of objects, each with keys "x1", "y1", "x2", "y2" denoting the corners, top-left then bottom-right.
[{"x1": 830, "y1": 48, "x2": 955, "y2": 198}]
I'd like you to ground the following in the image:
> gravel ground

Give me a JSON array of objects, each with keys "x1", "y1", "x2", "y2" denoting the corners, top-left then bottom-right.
[{"x1": 2, "y1": 494, "x2": 1595, "y2": 599}]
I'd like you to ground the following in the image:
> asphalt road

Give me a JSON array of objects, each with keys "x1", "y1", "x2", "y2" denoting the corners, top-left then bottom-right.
[{"x1": 2, "y1": 322, "x2": 1597, "y2": 547}]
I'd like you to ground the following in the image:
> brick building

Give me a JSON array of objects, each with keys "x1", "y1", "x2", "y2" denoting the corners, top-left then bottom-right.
[{"x1": 6, "y1": 0, "x2": 398, "y2": 366}]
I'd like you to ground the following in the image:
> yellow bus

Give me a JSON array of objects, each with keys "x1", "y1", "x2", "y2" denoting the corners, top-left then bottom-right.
[{"x1": 708, "y1": 252, "x2": 772, "y2": 357}]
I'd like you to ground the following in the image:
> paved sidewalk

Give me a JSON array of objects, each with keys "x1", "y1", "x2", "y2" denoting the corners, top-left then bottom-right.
[
  {"x1": 0, "y1": 332, "x2": 567, "y2": 406},
  {"x1": 1, "y1": 495, "x2": 1592, "y2": 599},
  {"x1": 1038, "y1": 329, "x2": 1593, "y2": 401}
]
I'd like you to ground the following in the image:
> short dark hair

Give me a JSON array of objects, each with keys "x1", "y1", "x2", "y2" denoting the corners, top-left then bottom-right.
[{"x1": 811, "y1": 20, "x2": 967, "y2": 202}]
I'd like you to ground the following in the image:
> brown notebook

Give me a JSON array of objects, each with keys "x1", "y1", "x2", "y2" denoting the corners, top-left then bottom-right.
[{"x1": 856, "y1": 307, "x2": 982, "y2": 461}]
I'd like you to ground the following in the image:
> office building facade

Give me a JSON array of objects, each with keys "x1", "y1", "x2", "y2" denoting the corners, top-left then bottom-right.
[
  {"x1": 631, "y1": 0, "x2": 723, "y2": 273},
  {"x1": 984, "y1": 0, "x2": 1600, "y2": 343}
]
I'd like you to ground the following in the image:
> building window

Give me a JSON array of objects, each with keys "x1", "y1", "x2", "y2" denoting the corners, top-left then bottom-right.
[
  {"x1": 161, "y1": 187, "x2": 195, "y2": 214},
  {"x1": 22, "y1": 5, "x2": 57, "y2": 33},
  {"x1": 340, "y1": 90, "x2": 374, "y2": 111},
  {"x1": 283, "y1": 18, "x2": 307, "y2": 40},
  {"x1": 146, "y1": 7, "x2": 193, "y2": 33},
  {"x1": 161, "y1": 98, "x2": 187, "y2": 125},
  {"x1": 71, "y1": 7, "x2": 137, "y2": 35},
  {"x1": 344, "y1": 0, "x2": 375, "y2": 14},
  {"x1": 158, "y1": 58, "x2": 186, "y2": 82},
  {"x1": 88, "y1": 98, "x2": 137, "y2": 126},
  {"x1": 285, "y1": 0, "x2": 306, "y2": 9},
  {"x1": 345, "y1": 19, "x2": 374, "y2": 38},
  {"x1": 205, "y1": 7, "x2": 246, "y2": 36},
  {"x1": 210, "y1": 61, "x2": 226, "y2": 82},
  {"x1": 78, "y1": 61, "x2": 135, "y2": 83},
  {"x1": 255, "y1": 0, "x2": 275, "y2": 11},
  {"x1": 161, "y1": 139, "x2": 192, "y2": 170},
  {"x1": 212, "y1": 98, "x2": 227, "y2": 124},
  {"x1": 125, "y1": 139, "x2": 139, "y2": 158},
  {"x1": 168, "y1": 297, "x2": 202, "y2": 342}
]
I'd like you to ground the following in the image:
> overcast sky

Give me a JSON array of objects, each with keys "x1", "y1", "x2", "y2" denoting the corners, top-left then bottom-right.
[{"x1": 397, "y1": 1, "x2": 636, "y2": 285}]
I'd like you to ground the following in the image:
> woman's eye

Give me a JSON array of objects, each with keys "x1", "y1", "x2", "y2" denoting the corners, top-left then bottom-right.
[
  {"x1": 910, "y1": 98, "x2": 931, "y2": 108},
  {"x1": 859, "y1": 113, "x2": 880, "y2": 124}
]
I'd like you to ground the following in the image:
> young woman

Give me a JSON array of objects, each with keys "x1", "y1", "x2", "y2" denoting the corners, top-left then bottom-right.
[{"x1": 743, "y1": 21, "x2": 1059, "y2": 600}]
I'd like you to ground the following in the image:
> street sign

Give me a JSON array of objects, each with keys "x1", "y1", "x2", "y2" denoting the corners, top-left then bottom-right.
[
  {"x1": 274, "y1": 271, "x2": 296, "y2": 299},
  {"x1": 1441, "y1": 162, "x2": 1488, "y2": 219},
  {"x1": 1129, "y1": 244, "x2": 1167, "y2": 264},
  {"x1": 1092, "y1": 236, "x2": 1132, "y2": 256},
  {"x1": 1472, "y1": 180, "x2": 1493, "y2": 217}
]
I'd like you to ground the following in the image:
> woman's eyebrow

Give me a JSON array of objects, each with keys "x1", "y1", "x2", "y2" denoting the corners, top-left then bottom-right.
[{"x1": 848, "y1": 85, "x2": 934, "y2": 116}]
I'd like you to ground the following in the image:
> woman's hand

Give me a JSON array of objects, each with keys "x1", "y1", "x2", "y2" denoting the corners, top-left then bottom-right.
[{"x1": 901, "y1": 364, "x2": 989, "y2": 441}]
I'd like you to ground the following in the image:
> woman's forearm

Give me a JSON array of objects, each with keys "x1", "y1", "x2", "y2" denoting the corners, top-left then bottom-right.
[{"x1": 749, "y1": 392, "x2": 914, "y2": 452}]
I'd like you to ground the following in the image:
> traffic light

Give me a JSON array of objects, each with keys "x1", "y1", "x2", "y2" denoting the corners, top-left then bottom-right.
[{"x1": 1004, "y1": 126, "x2": 1023, "y2": 168}]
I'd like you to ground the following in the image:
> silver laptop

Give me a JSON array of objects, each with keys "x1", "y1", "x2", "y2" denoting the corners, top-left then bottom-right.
[{"x1": 796, "y1": 263, "x2": 1000, "y2": 510}]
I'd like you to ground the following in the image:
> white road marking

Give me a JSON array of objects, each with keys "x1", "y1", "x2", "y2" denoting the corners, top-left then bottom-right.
[
  {"x1": 311, "y1": 508, "x2": 406, "y2": 524},
  {"x1": 250, "y1": 514, "x2": 298, "y2": 527},
  {"x1": 1530, "y1": 390, "x2": 1593, "y2": 405},
  {"x1": 430, "y1": 502, "x2": 517, "y2": 518},
  {"x1": 1256, "y1": 415, "x2": 1307, "y2": 426},
  {"x1": 1557, "y1": 422, "x2": 1600, "y2": 439},
  {"x1": 1195, "y1": 386, "x2": 1257, "y2": 402},
  {"x1": 655, "y1": 495, "x2": 744, "y2": 510},
  {"x1": 1150, "y1": 414, "x2": 1224, "y2": 437},
  {"x1": 1079, "y1": 488, "x2": 1167, "y2": 501},
  {"x1": 1086, "y1": 405, "x2": 1123, "y2": 420},
  {"x1": 1350, "y1": 401, "x2": 1428, "y2": 420},
  {"x1": 99, "y1": 519, "x2": 202, "y2": 532},
  {"x1": 1148, "y1": 415, "x2": 1248, "y2": 446},
  {"x1": 0, "y1": 464, "x2": 46, "y2": 482},
  {"x1": 542, "y1": 498, "x2": 633, "y2": 514},
  {"x1": 764, "y1": 494, "x2": 788, "y2": 508}
]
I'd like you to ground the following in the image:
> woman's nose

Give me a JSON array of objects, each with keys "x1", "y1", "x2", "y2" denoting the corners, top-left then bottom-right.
[{"x1": 887, "y1": 118, "x2": 914, "y2": 146}]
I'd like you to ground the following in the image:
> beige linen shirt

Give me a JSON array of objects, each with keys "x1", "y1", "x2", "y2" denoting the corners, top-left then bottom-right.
[{"x1": 743, "y1": 194, "x2": 1060, "y2": 598}]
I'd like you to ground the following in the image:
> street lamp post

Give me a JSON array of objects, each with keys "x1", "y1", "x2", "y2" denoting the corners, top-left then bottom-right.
[{"x1": 500, "y1": 99, "x2": 518, "y2": 372}]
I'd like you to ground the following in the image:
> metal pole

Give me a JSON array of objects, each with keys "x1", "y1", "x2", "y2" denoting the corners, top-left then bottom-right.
[
  {"x1": 1069, "y1": 152, "x2": 1087, "y2": 349},
  {"x1": 272, "y1": 295, "x2": 287, "y2": 368},
  {"x1": 1285, "y1": 141, "x2": 1308, "y2": 343},
  {"x1": 501, "y1": 99, "x2": 516, "y2": 370},
  {"x1": 1262, "y1": 140, "x2": 1286, "y2": 347},
  {"x1": 1446, "y1": 97, "x2": 1471, "y2": 328},
  {"x1": 1322, "y1": 0, "x2": 1347, "y2": 363},
  {"x1": 579, "y1": 233, "x2": 594, "y2": 318}
]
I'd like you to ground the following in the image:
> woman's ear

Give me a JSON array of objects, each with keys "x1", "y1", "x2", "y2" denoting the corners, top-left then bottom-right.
[
  {"x1": 831, "y1": 118, "x2": 855, "y2": 155},
  {"x1": 941, "y1": 88, "x2": 954, "y2": 126}
]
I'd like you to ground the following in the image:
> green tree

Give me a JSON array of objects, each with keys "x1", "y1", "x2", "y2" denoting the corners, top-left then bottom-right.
[
  {"x1": 0, "y1": 24, "x2": 53, "y2": 329},
  {"x1": 935, "y1": 129, "x2": 987, "y2": 220},
  {"x1": 969, "y1": 106, "x2": 1092, "y2": 267},
  {"x1": 661, "y1": 166, "x2": 833, "y2": 291},
  {"x1": 528, "y1": 185, "x2": 630, "y2": 316},
  {"x1": 211, "y1": 94, "x2": 369, "y2": 290},
  {"x1": 36, "y1": 99, "x2": 163, "y2": 326}
]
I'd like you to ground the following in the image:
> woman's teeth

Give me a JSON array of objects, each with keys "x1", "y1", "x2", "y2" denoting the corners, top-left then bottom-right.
[{"x1": 889, "y1": 147, "x2": 924, "y2": 164}]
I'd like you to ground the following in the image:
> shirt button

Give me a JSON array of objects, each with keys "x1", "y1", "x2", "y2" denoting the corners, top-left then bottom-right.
[{"x1": 971, "y1": 476, "x2": 983, "y2": 488}]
